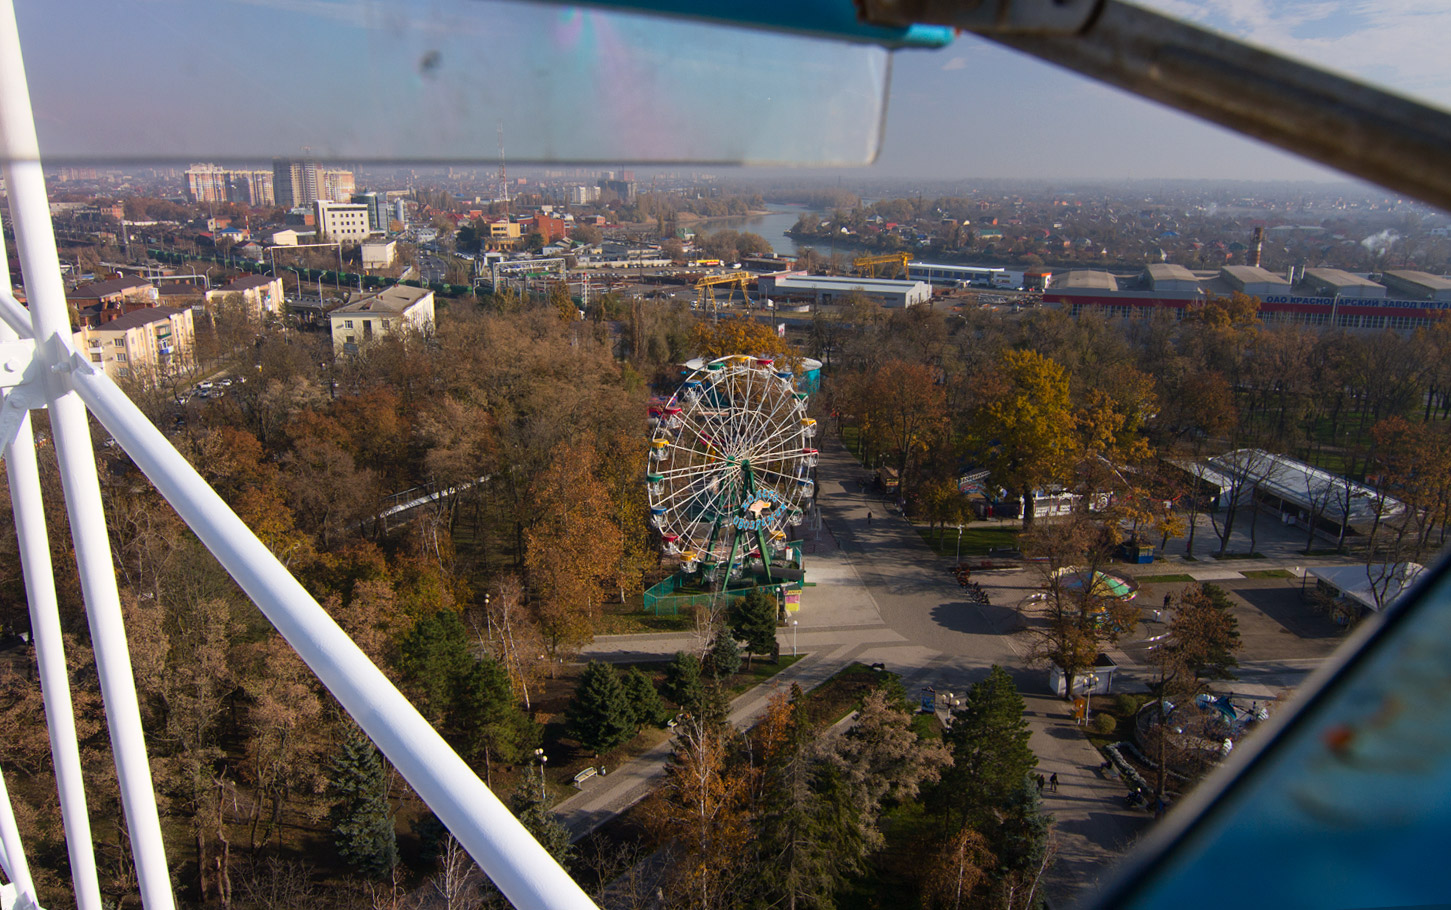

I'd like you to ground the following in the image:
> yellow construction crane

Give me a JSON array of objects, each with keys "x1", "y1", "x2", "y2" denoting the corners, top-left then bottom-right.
[
  {"x1": 853, "y1": 251, "x2": 911, "y2": 279},
  {"x1": 695, "y1": 272, "x2": 754, "y2": 314}
]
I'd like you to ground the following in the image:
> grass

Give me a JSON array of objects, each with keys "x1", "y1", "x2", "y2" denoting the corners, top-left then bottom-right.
[
  {"x1": 727, "y1": 653, "x2": 805, "y2": 697},
  {"x1": 1135, "y1": 573, "x2": 1195, "y2": 583},
  {"x1": 1082, "y1": 692, "x2": 1153, "y2": 754},
  {"x1": 594, "y1": 598, "x2": 697, "y2": 635},
  {"x1": 1241, "y1": 568, "x2": 1294, "y2": 579},
  {"x1": 915, "y1": 524, "x2": 1021, "y2": 559},
  {"x1": 798, "y1": 663, "x2": 901, "y2": 730}
]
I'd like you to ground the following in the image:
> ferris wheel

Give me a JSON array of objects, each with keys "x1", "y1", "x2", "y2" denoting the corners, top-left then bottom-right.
[{"x1": 647, "y1": 355, "x2": 817, "y2": 585}]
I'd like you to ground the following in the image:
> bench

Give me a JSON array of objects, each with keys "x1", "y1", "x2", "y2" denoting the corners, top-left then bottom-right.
[{"x1": 573, "y1": 767, "x2": 598, "y2": 787}]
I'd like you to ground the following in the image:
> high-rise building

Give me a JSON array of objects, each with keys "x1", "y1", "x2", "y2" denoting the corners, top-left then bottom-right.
[
  {"x1": 392, "y1": 198, "x2": 408, "y2": 229},
  {"x1": 229, "y1": 170, "x2": 275, "y2": 207},
  {"x1": 185, "y1": 164, "x2": 229, "y2": 203},
  {"x1": 273, "y1": 157, "x2": 319, "y2": 209},
  {"x1": 352, "y1": 192, "x2": 389, "y2": 233},
  {"x1": 321, "y1": 168, "x2": 355, "y2": 202}
]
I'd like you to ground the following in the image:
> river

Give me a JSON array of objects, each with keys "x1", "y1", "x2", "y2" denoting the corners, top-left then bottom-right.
[
  {"x1": 704, "y1": 203, "x2": 1026, "y2": 287},
  {"x1": 703, "y1": 203, "x2": 822, "y2": 257}
]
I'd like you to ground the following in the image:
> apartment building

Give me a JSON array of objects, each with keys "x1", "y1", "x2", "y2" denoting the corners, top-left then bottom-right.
[
  {"x1": 204, "y1": 274, "x2": 284, "y2": 319},
  {"x1": 75, "y1": 307, "x2": 195, "y2": 381},
  {"x1": 315, "y1": 200, "x2": 373, "y2": 242},
  {"x1": 329, "y1": 286, "x2": 434, "y2": 356}
]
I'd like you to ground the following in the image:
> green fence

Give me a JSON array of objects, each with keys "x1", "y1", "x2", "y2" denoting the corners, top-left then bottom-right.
[{"x1": 642, "y1": 574, "x2": 799, "y2": 616}]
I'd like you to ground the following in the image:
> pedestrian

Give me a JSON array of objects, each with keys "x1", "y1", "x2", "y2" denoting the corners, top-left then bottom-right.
[
  {"x1": 1049, "y1": 772, "x2": 1059, "y2": 792},
  {"x1": 1035, "y1": 774, "x2": 1045, "y2": 793},
  {"x1": 867, "y1": 510, "x2": 872, "y2": 525},
  {"x1": 1163, "y1": 592, "x2": 1172, "y2": 611}
]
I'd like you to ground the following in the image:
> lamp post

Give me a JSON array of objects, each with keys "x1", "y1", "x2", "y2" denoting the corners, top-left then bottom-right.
[
  {"x1": 955, "y1": 523, "x2": 964, "y2": 565},
  {"x1": 791, "y1": 619, "x2": 798, "y2": 656},
  {"x1": 1084, "y1": 673, "x2": 1100, "y2": 723},
  {"x1": 533, "y1": 748, "x2": 547, "y2": 803}
]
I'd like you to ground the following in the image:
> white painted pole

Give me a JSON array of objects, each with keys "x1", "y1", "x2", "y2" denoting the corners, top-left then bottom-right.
[
  {"x1": 68, "y1": 359, "x2": 598, "y2": 910},
  {"x1": 0, "y1": 3, "x2": 176, "y2": 907},
  {"x1": 0, "y1": 211, "x2": 103, "y2": 910},
  {"x1": 0, "y1": 763, "x2": 39, "y2": 908}
]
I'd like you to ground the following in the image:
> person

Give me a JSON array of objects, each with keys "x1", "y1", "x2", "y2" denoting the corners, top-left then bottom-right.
[
  {"x1": 1049, "y1": 772, "x2": 1059, "y2": 792},
  {"x1": 1035, "y1": 774, "x2": 1045, "y2": 792},
  {"x1": 866, "y1": 510, "x2": 872, "y2": 525}
]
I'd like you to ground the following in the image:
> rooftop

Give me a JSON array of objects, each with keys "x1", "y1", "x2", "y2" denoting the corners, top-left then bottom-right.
[
  {"x1": 70, "y1": 276, "x2": 151, "y2": 298},
  {"x1": 1302, "y1": 268, "x2": 1385, "y2": 291},
  {"x1": 1144, "y1": 263, "x2": 1198, "y2": 282},
  {"x1": 1221, "y1": 265, "x2": 1290, "y2": 286},
  {"x1": 91, "y1": 307, "x2": 185, "y2": 332},
  {"x1": 1055, "y1": 270, "x2": 1119, "y2": 291},
  {"x1": 331, "y1": 284, "x2": 433, "y2": 316},
  {"x1": 219, "y1": 274, "x2": 278, "y2": 291},
  {"x1": 1382, "y1": 269, "x2": 1451, "y2": 291},
  {"x1": 768, "y1": 274, "x2": 930, "y2": 293}
]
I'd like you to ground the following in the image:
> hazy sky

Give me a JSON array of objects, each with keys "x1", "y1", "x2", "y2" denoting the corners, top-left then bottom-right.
[{"x1": 16, "y1": 0, "x2": 1451, "y2": 183}]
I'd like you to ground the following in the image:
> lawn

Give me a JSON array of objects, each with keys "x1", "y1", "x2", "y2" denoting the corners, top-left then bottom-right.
[
  {"x1": 797, "y1": 662, "x2": 902, "y2": 729},
  {"x1": 915, "y1": 523, "x2": 1021, "y2": 559},
  {"x1": 1136, "y1": 573, "x2": 1196, "y2": 583},
  {"x1": 1241, "y1": 568, "x2": 1294, "y2": 579}
]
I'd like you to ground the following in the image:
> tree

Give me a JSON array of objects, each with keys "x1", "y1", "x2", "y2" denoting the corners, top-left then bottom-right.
[
  {"x1": 692, "y1": 317, "x2": 798, "y2": 364},
  {"x1": 703, "y1": 631, "x2": 742, "y2": 680},
  {"x1": 449, "y1": 657, "x2": 538, "y2": 785},
  {"x1": 1170, "y1": 583, "x2": 1241, "y2": 684},
  {"x1": 968, "y1": 350, "x2": 1079, "y2": 527},
  {"x1": 663, "y1": 651, "x2": 705, "y2": 712},
  {"x1": 647, "y1": 716, "x2": 753, "y2": 910},
  {"x1": 566, "y1": 661, "x2": 636, "y2": 754},
  {"x1": 1022, "y1": 517, "x2": 1138, "y2": 700},
  {"x1": 937, "y1": 666, "x2": 1037, "y2": 828},
  {"x1": 620, "y1": 666, "x2": 669, "y2": 728},
  {"x1": 524, "y1": 441, "x2": 625, "y2": 656},
  {"x1": 327, "y1": 723, "x2": 398, "y2": 878},
  {"x1": 730, "y1": 589, "x2": 779, "y2": 668},
  {"x1": 923, "y1": 828, "x2": 995, "y2": 910},
  {"x1": 828, "y1": 687, "x2": 952, "y2": 859},
  {"x1": 398, "y1": 609, "x2": 472, "y2": 726}
]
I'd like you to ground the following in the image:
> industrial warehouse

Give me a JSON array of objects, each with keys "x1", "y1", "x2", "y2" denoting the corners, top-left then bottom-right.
[{"x1": 1045, "y1": 263, "x2": 1451, "y2": 330}]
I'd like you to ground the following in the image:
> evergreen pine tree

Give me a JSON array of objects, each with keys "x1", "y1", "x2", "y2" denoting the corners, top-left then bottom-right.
[
  {"x1": 703, "y1": 631, "x2": 742, "y2": 680},
  {"x1": 621, "y1": 666, "x2": 669, "y2": 728},
  {"x1": 662, "y1": 651, "x2": 704, "y2": 712},
  {"x1": 566, "y1": 661, "x2": 636, "y2": 753},
  {"x1": 730, "y1": 589, "x2": 779, "y2": 667},
  {"x1": 449, "y1": 656, "x2": 539, "y2": 784},
  {"x1": 399, "y1": 609, "x2": 472, "y2": 725},
  {"x1": 327, "y1": 722, "x2": 398, "y2": 878},
  {"x1": 938, "y1": 665, "x2": 1037, "y2": 828}
]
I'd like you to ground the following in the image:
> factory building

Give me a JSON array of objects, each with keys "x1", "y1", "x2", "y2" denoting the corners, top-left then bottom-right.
[
  {"x1": 1045, "y1": 264, "x2": 1450, "y2": 332},
  {"x1": 757, "y1": 273, "x2": 933, "y2": 309}
]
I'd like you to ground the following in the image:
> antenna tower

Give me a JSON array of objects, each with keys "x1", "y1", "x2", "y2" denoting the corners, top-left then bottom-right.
[{"x1": 498, "y1": 122, "x2": 509, "y2": 215}]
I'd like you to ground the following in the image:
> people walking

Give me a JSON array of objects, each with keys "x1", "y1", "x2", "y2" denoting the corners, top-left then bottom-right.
[
  {"x1": 1049, "y1": 772, "x2": 1059, "y2": 792},
  {"x1": 866, "y1": 510, "x2": 872, "y2": 525}
]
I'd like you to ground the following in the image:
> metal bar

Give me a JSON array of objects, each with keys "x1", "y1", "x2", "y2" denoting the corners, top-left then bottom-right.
[
  {"x1": 976, "y1": 1, "x2": 1451, "y2": 211},
  {"x1": 66, "y1": 360, "x2": 599, "y2": 910},
  {"x1": 0, "y1": 206, "x2": 104, "y2": 910},
  {"x1": 0, "y1": 763, "x2": 38, "y2": 908},
  {"x1": 0, "y1": 3, "x2": 176, "y2": 907}
]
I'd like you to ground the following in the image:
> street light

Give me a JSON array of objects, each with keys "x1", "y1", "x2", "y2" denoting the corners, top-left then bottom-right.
[
  {"x1": 791, "y1": 619, "x2": 798, "y2": 656},
  {"x1": 1084, "y1": 673, "x2": 1101, "y2": 724},
  {"x1": 955, "y1": 524, "x2": 964, "y2": 565},
  {"x1": 533, "y1": 748, "x2": 547, "y2": 802}
]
